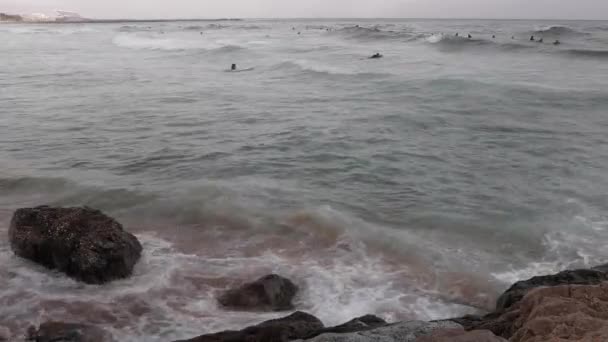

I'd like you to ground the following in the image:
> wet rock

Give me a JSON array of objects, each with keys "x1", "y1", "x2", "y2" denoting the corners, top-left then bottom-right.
[
  {"x1": 509, "y1": 282, "x2": 608, "y2": 342},
  {"x1": 592, "y1": 263, "x2": 608, "y2": 273},
  {"x1": 295, "y1": 320, "x2": 462, "y2": 342},
  {"x1": 0, "y1": 326, "x2": 9, "y2": 341},
  {"x1": 448, "y1": 311, "x2": 519, "y2": 338},
  {"x1": 173, "y1": 311, "x2": 323, "y2": 342},
  {"x1": 9, "y1": 206, "x2": 142, "y2": 284},
  {"x1": 304, "y1": 315, "x2": 387, "y2": 338},
  {"x1": 415, "y1": 328, "x2": 507, "y2": 341},
  {"x1": 218, "y1": 274, "x2": 298, "y2": 311},
  {"x1": 495, "y1": 268, "x2": 608, "y2": 311},
  {"x1": 451, "y1": 281, "x2": 608, "y2": 340},
  {"x1": 26, "y1": 321, "x2": 115, "y2": 342}
]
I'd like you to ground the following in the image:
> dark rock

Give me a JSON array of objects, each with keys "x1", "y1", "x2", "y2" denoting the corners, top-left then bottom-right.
[
  {"x1": 495, "y1": 268, "x2": 608, "y2": 311},
  {"x1": 173, "y1": 311, "x2": 324, "y2": 342},
  {"x1": 9, "y1": 206, "x2": 142, "y2": 284},
  {"x1": 294, "y1": 321, "x2": 462, "y2": 342},
  {"x1": 0, "y1": 326, "x2": 9, "y2": 341},
  {"x1": 218, "y1": 274, "x2": 298, "y2": 311},
  {"x1": 415, "y1": 328, "x2": 507, "y2": 341},
  {"x1": 304, "y1": 315, "x2": 387, "y2": 338},
  {"x1": 592, "y1": 263, "x2": 608, "y2": 273},
  {"x1": 26, "y1": 321, "x2": 115, "y2": 342},
  {"x1": 448, "y1": 311, "x2": 520, "y2": 338}
]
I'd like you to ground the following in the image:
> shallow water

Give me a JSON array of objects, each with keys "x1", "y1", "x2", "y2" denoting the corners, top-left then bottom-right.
[{"x1": 1, "y1": 19, "x2": 608, "y2": 341}]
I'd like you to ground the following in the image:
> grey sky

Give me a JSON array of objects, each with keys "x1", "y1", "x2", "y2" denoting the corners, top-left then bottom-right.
[{"x1": 2, "y1": 0, "x2": 607, "y2": 20}]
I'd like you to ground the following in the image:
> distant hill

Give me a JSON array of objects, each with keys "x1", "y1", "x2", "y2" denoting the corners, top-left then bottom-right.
[{"x1": 0, "y1": 13, "x2": 24, "y2": 22}]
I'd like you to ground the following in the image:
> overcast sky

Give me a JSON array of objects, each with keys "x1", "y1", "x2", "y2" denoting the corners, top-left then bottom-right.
[{"x1": 2, "y1": 0, "x2": 607, "y2": 20}]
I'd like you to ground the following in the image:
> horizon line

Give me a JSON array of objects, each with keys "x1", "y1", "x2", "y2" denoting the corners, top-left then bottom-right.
[{"x1": 2, "y1": 17, "x2": 607, "y2": 24}]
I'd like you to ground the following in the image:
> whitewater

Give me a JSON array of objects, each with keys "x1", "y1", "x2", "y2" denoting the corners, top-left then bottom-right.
[{"x1": 1, "y1": 19, "x2": 608, "y2": 341}]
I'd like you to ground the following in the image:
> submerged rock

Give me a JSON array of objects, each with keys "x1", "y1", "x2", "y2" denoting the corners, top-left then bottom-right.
[
  {"x1": 218, "y1": 274, "x2": 298, "y2": 311},
  {"x1": 9, "y1": 206, "x2": 142, "y2": 284},
  {"x1": 173, "y1": 311, "x2": 323, "y2": 342},
  {"x1": 295, "y1": 321, "x2": 462, "y2": 342},
  {"x1": 26, "y1": 321, "x2": 115, "y2": 342},
  {"x1": 495, "y1": 268, "x2": 608, "y2": 311}
]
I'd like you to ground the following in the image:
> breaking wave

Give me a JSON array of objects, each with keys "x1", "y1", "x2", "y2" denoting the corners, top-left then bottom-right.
[
  {"x1": 118, "y1": 25, "x2": 154, "y2": 33},
  {"x1": 425, "y1": 34, "x2": 534, "y2": 52},
  {"x1": 533, "y1": 25, "x2": 588, "y2": 36},
  {"x1": 274, "y1": 60, "x2": 388, "y2": 77},
  {"x1": 331, "y1": 26, "x2": 415, "y2": 41},
  {"x1": 111, "y1": 34, "x2": 247, "y2": 52}
]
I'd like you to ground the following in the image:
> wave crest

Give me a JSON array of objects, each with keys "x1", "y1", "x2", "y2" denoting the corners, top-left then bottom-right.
[
  {"x1": 534, "y1": 25, "x2": 588, "y2": 36},
  {"x1": 331, "y1": 26, "x2": 415, "y2": 41}
]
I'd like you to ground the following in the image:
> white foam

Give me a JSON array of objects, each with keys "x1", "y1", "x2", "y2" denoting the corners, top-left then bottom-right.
[
  {"x1": 426, "y1": 33, "x2": 444, "y2": 44},
  {"x1": 492, "y1": 209, "x2": 608, "y2": 285},
  {"x1": 112, "y1": 34, "x2": 208, "y2": 51}
]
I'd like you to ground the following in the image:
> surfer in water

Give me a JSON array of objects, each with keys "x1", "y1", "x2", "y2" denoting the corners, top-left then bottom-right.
[
  {"x1": 455, "y1": 33, "x2": 459, "y2": 37},
  {"x1": 538, "y1": 38, "x2": 544, "y2": 43},
  {"x1": 468, "y1": 34, "x2": 472, "y2": 39},
  {"x1": 492, "y1": 35, "x2": 496, "y2": 39},
  {"x1": 553, "y1": 40, "x2": 561, "y2": 45},
  {"x1": 370, "y1": 53, "x2": 383, "y2": 59},
  {"x1": 530, "y1": 35, "x2": 535, "y2": 41},
  {"x1": 231, "y1": 64, "x2": 237, "y2": 71}
]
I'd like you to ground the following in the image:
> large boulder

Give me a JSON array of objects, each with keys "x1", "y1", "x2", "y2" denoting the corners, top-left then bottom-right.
[
  {"x1": 304, "y1": 315, "x2": 387, "y2": 338},
  {"x1": 508, "y1": 282, "x2": 608, "y2": 342},
  {"x1": 449, "y1": 265, "x2": 608, "y2": 337},
  {"x1": 495, "y1": 268, "x2": 608, "y2": 311},
  {"x1": 294, "y1": 321, "x2": 462, "y2": 342},
  {"x1": 218, "y1": 274, "x2": 298, "y2": 311},
  {"x1": 26, "y1": 321, "x2": 115, "y2": 342},
  {"x1": 415, "y1": 328, "x2": 507, "y2": 342},
  {"x1": 451, "y1": 282, "x2": 608, "y2": 341},
  {"x1": 9, "y1": 206, "x2": 142, "y2": 284},
  {"x1": 173, "y1": 311, "x2": 324, "y2": 342}
]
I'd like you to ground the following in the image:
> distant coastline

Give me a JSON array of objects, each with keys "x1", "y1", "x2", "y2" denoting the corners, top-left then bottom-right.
[{"x1": 0, "y1": 13, "x2": 243, "y2": 24}]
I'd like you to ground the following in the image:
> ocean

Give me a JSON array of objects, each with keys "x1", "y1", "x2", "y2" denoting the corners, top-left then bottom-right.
[{"x1": 1, "y1": 18, "x2": 608, "y2": 341}]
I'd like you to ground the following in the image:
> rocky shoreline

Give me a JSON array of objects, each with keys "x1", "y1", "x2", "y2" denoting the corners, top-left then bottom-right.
[{"x1": 3, "y1": 206, "x2": 608, "y2": 341}]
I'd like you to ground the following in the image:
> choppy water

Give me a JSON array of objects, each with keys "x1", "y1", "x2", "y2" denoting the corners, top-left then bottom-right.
[{"x1": 1, "y1": 19, "x2": 608, "y2": 341}]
